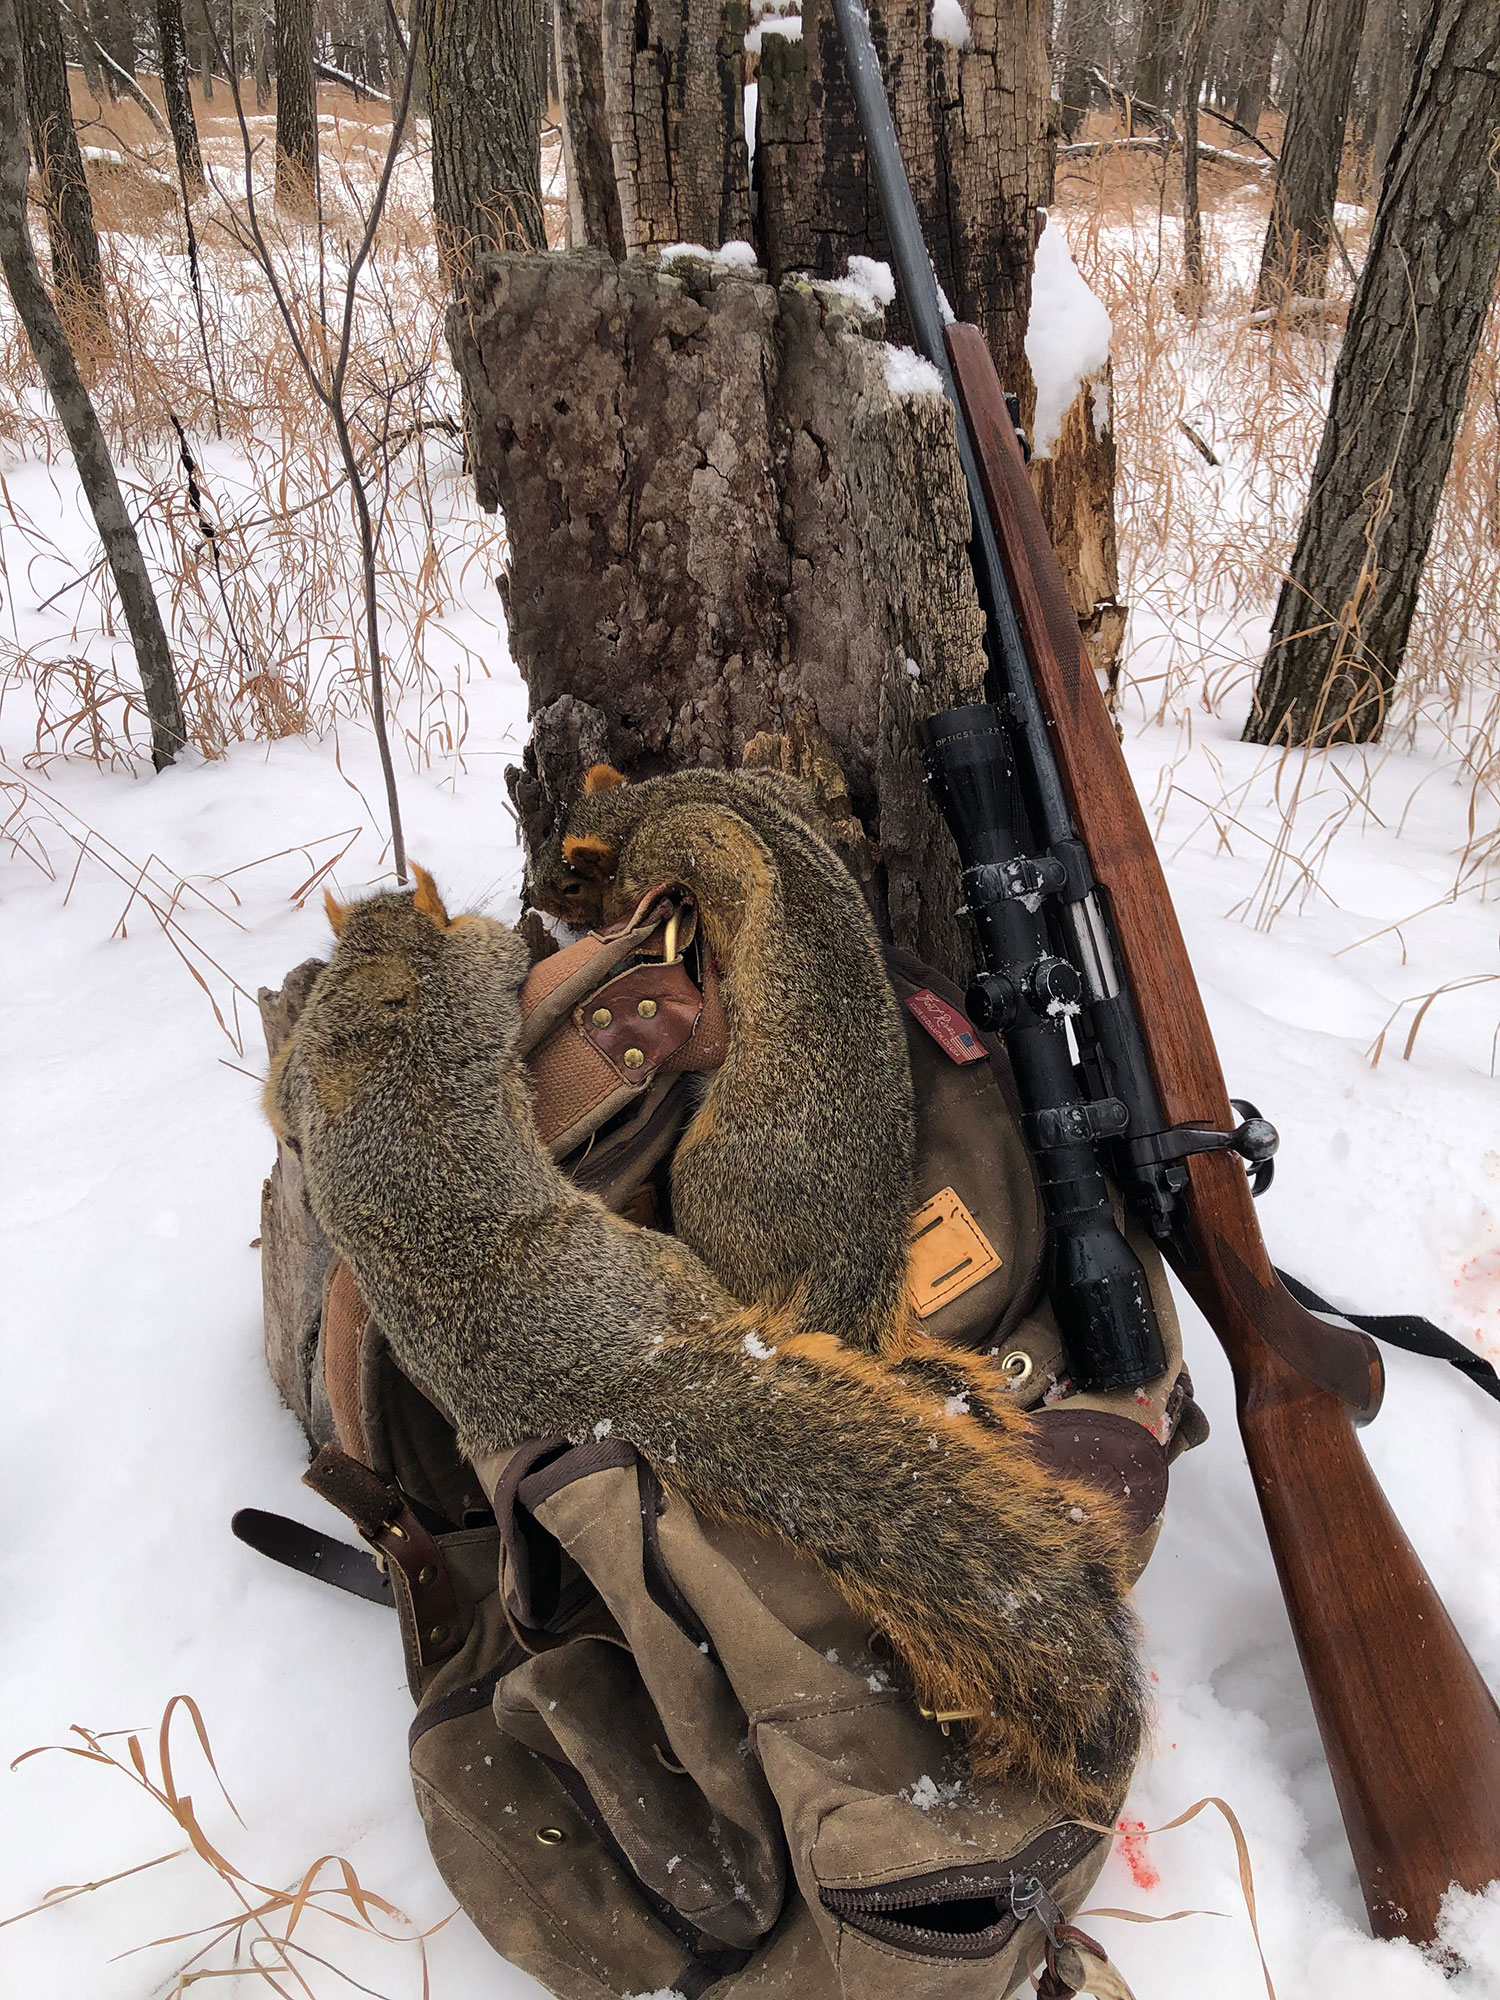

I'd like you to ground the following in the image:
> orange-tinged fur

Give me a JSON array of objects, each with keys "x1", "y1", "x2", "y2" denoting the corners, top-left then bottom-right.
[{"x1": 268, "y1": 881, "x2": 1147, "y2": 1820}]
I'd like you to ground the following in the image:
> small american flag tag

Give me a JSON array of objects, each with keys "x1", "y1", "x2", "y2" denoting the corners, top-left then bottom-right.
[{"x1": 905, "y1": 988, "x2": 986, "y2": 1065}]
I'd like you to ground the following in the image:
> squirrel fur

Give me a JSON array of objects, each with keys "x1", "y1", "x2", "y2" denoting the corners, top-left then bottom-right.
[
  {"x1": 534, "y1": 765, "x2": 915, "y2": 1353},
  {"x1": 267, "y1": 871, "x2": 1146, "y2": 1821}
]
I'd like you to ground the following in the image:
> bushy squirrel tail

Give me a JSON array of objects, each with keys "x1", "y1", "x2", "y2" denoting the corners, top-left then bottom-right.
[{"x1": 637, "y1": 1319, "x2": 1146, "y2": 1822}]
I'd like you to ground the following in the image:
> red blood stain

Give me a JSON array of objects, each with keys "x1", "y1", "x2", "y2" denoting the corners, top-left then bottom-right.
[{"x1": 1116, "y1": 1817, "x2": 1160, "y2": 1892}]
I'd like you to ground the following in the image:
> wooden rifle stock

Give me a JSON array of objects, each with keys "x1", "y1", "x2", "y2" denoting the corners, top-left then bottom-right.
[{"x1": 945, "y1": 320, "x2": 1500, "y2": 1942}]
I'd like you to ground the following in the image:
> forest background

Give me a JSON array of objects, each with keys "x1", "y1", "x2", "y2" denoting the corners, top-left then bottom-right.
[{"x1": 0, "y1": 0, "x2": 1498, "y2": 1995}]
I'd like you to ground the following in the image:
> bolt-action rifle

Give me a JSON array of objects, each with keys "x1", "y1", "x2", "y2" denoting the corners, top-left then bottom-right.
[{"x1": 828, "y1": 0, "x2": 1500, "y2": 1945}]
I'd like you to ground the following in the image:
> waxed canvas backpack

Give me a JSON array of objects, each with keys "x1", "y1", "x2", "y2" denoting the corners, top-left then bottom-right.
[{"x1": 241, "y1": 886, "x2": 1205, "y2": 2000}]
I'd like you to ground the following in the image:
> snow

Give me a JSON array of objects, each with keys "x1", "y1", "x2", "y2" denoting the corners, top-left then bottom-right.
[
  {"x1": 1025, "y1": 210, "x2": 1114, "y2": 458},
  {"x1": 823, "y1": 252, "x2": 897, "y2": 314},
  {"x1": 930, "y1": 0, "x2": 972, "y2": 48},
  {"x1": 882, "y1": 342, "x2": 945, "y2": 398},
  {"x1": 745, "y1": 0, "x2": 802, "y2": 51},
  {"x1": 659, "y1": 238, "x2": 760, "y2": 271}
]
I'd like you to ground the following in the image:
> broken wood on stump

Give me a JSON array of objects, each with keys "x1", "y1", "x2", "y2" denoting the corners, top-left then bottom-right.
[
  {"x1": 1029, "y1": 360, "x2": 1127, "y2": 693},
  {"x1": 451, "y1": 246, "x2": 988, "y2": 982},
  {"x1": 258, "y1": 958, "x2": 333, "y2": 1442}
]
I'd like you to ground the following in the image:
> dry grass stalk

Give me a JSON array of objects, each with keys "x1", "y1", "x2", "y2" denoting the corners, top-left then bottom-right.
[{"x1": 6, "y1": 1693, "x2": 447, "y2": 1996}]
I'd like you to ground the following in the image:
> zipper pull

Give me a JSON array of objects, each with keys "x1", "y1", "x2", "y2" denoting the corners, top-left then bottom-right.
[{"x1": 1008, "y1": 1871, "x2": 1067, "y2": 1948}]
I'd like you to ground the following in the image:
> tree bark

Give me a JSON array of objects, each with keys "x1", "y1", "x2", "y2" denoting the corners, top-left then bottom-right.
[
  {"x1": 452, "y1": 249, "x2": 989, "y2": 977},
  {"x1": 274, "y1": 0, "x2": 318, "y2": 211},
  {"x1": 1180, "y1": 0, "x2": 1220, "y2": 307},
  {"x1": 1132, "y1": 0, "x2": 1181, "y2": 122},
  {"x1": 756, "y1": 0, "x2": 1052, "y2": 422},
  {"x1": 1231, "y1": 0, "x2": 1282, "y2": 135},
  {"x1": 599, "y1": 0, "x2": 751, "y2": 252},
  {"x1": 1054, "y1": 0, "x2": 1100, "y2": 139},
  {"x1": 254, "y1": 8, "x2": 271, "y2": 106},
  {"x1": 424, "y1": 0, "x2": 547, "y2": 270},
  {"x1": 154, "y1": 0, "x2": 205, "y2": 196},
  {"x1": 1254, "y1": 0, "x2": 1369, "y2": 307},
  {"x1": 554, "y1": 0, "x2": 624, "y2": 255},
  {"x1": 1244, "y1": 0, "x2": 1500, "y2": 745},
  {"x1": 0, "y1": 0, "x2": 186, "y2": 768},
  {"x1": 16, "y1": 0, "x2": 105, "y2": 307},
  {"x1": 1370, "y1": 0, "x2": 1412, "y2": 188}
]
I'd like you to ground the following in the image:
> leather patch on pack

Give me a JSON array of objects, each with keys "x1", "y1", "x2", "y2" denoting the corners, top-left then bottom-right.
[
  {"x1": 905, "y1": 988, "x2": 986, "y2": 1065},
  {"x1": 906, "y1": 1187, "x2": 1002, "y2": 1319}
]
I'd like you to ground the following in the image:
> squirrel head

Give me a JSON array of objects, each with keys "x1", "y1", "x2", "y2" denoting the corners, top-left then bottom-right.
[
  {"x1": 532, "y1": 763, "x2": 627, "y2": 928},
  {"x1": 266, "y1": 865, "x2": 534, "y2": 1165}
]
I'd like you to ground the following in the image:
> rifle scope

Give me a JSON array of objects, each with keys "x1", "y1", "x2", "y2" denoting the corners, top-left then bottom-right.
[
  {"x1": 922, "y1": 706, "x2": 1166, "y2": 1392},
  {"x1": 829, "y1": 0, "x2": 1167, "y2": 1391}
]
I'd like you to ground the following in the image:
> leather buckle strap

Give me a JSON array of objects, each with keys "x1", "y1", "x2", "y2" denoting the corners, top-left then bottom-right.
[{"x1": 302, "y1": 1445, "x2": 464, "y2": 1666}]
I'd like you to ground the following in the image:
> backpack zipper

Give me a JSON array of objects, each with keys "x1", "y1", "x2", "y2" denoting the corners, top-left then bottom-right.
[{"x1": 818, "y1": 1818, "x2": 1099, "y2": 1959}]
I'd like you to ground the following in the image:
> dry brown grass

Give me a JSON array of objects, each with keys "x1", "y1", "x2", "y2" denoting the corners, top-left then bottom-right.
[
  {"x1": 1, "y1": 71, "x2": 508, "y2": 774},
  {"x1": 5, "y1": 1694, "x2": 446, "y2": 1995}
]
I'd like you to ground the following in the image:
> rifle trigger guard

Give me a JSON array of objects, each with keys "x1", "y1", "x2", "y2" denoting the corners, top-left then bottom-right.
[{"x1": 1132, "y1": 1099, "x2": 1279, "y2": 1195}]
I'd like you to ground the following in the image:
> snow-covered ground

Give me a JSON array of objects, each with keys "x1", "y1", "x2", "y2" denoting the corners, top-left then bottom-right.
[{"x1": 3, "y1": 163, "x2": 1500, "y2": 2000}]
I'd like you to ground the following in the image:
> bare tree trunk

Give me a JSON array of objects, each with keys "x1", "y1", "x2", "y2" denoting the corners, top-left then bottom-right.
[
  {"x1": 99, "y1": 0, "x2": 133, "y2": 76},
  {"x1": 1370, "y1": 0, "x2": 1412, "y2": 188},
  {"x1": 454, "y1": 250, "x2": 987, "y2": 976},
  {"x1": 1245, "y1": 0, "x2": 1500, "y2": 745},
  {"x1": 17, "y1": 0, "x2": 105, "y2": 308},
  {"x1": 274, "y1": 0, "x2": 318, "y2": 210},
  {"x1": 154, "y1": 0, "x2": 204, "y2": 195},
  {"x1": 554, "y1": 0, "x2": 624, "y2": 254},
  {"x1": 424, "y1": 0, "x2": 547, "y2": 268},
  {"x1": 1254, "y1": 0, "x2": 1369, "y2": 307},
  {"x1": 1132, "y1": 0, "x2": 1180, "y2": 122},
  {"x1": 254, "y1": 8, "x2": 271, "y2": 105},
  {"x1": 0, "y1": 0, "x2": 186, "y2": 767},
  {"x1": 599, "y1": 0, "x2": 751, "y2": 252},
  {"x1": 1179, "y1": 0, "x2": 1219, "y2": 309},
  {"x1": 1054, "y1": 0, "x2": 1099, "y2": 139},
  {"x1": 1231, "y1": 0, "x2": 1284, "y2": 133}
]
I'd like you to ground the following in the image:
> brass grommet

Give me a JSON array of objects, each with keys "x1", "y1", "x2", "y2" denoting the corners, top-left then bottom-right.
[
  {"x1": 622, "y1": 1047, "x2": 645, "y2": 1069},
  {"x1": 1000, "y1": 1350, "x2": 1034, "y2": 1386},
  {"x1": 426, "y1": 1624, "x2": 450, "y2": 1647},
  {"x1": 636, "y1": 998, "x2": 658, "y2": 1018},
  {"x1": 590, "y1": 1007, "x2": 613, "y2": 1028},
  {"x1": 536, "y1": 1826, "x2": 567, "y2": 1846},
  {"x1": 416, "y1": 1564, "x2": 437, "y2": 1585}
]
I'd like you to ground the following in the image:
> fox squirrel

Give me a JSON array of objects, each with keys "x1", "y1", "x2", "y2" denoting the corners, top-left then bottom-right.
[
  {"x1": 534, "y1": 766, "x2": 915, "y2": 1353},
  {"x1": 266, "y1": 872, "x2": 1145, "y2": 1820}
]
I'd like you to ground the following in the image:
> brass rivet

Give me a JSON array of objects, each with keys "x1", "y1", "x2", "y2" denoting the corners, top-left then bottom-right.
[
  {"x1": 591, "y1": 1007, "x2": 612, "y2": 1028},
  {"x1": 622, "y1": 1047, "x2": 645, "y2": 1069},
  {"x1": 427, "y1": 1624, "x2": 450, "y2": 1646},
  {"x1": 536, "y1": 1826, "x2": 567, "y2": 1846},
  {"x1": 1001, "y1": 1350, "x2": 1034, "y2": 1386},
  {"x1": 636, "y1": 998, "x2": 658, "y2": 1018},
  {"x1": 416, "y1": 1564, "x2": 437, "y2": 1585}
]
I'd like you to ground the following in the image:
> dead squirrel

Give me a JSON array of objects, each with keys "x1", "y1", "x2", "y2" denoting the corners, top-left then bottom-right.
[
  {"x1": 535, "y1": 766, "x2": 915, "y2": 1353},
  {"x1": 266, "y1": 870, "x2": 1146, "y2": 1820}
]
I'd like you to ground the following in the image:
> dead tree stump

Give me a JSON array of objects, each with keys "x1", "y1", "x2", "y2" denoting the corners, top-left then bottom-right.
[{"x1": 452, "y1": 247, "x2": 987, "y2": 978}]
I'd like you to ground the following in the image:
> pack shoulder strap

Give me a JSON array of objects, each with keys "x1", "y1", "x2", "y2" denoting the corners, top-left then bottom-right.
[{"x1": 1277, "y1": 1269, "x2": 1500, "y2": 1406}]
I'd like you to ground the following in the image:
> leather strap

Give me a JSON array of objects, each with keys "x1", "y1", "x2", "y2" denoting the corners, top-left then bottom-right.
[
  {"x1": 302, "y1": 1445, "x2": 465, "y2": 1666},
  {"x1": 231, "y1": 1506, "x2": 393, "y2": 1606}
]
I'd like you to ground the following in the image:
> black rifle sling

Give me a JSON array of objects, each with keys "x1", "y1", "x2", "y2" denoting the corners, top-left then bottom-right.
[{"x1": 1276, "y1": 1270, "x2": 1500, "y2": 1407}]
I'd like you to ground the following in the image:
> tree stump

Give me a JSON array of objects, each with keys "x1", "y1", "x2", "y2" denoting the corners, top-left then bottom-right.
[
  {"x1": 460, "y1": 0, "x2": 1126, "y2": 956},
  {"x1": 452, "y1": 247, "x2": 987, "y2": 978}
]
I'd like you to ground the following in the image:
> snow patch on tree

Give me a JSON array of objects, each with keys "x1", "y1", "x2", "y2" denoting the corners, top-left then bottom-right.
[
  {"x1": 930, "y1": 0, "x2": 971, "y2": 48},
  {"x1": 1024, "y1": 212, "x2": 1112, "y2": 460},
  {"x1": 883, "y1": 344, "x2": 945, "y2": 399}
]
